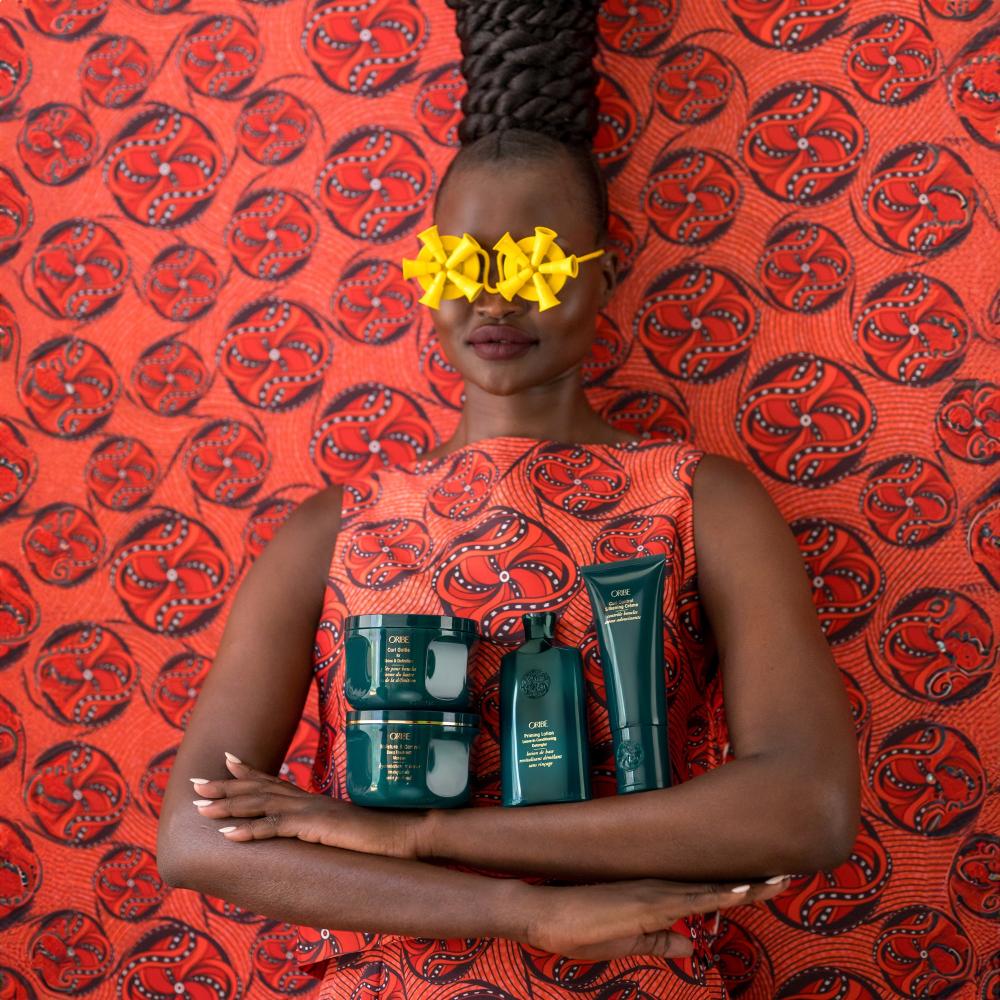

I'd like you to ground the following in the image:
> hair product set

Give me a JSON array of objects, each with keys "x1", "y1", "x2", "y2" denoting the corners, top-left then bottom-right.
[{"x1": 343, "y1": 555, "x2": 670, "y2": 809}]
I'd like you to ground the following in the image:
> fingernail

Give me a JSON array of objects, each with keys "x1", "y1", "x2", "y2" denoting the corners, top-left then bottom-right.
[
  {"x1": 224, "y1": 752, "x2": 242, "y2": 764},
  {"x1": 218, "y1": 826, "x2": 237, "y2": 833},
  {"x1": 192, "y1": 799, "x2": 213, "y2": 807},
  {"x1": 766, "y1": 875, "x2": 791, "y2": 884},
  {"x1": 730, "y1": 884, "x2": 751, "y2": 893},
  {"x1": 189, "y1": 778, "x2": 210, "y2": 784}
]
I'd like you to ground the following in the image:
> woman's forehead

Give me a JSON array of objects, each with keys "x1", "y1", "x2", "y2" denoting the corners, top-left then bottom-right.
[{"x1": 434, "y1": 160, "x2": 593, "y2": 244}]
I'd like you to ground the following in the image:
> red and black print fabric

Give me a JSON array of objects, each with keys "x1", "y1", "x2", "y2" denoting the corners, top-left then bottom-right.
[{"x1": 0, "y1": 0, "x2": 997, "y2": 997}]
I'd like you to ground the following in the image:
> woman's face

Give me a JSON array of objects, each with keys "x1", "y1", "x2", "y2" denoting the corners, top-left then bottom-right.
[{"x1": 429, "y1": 155, "x2": 615, "y2": 397}]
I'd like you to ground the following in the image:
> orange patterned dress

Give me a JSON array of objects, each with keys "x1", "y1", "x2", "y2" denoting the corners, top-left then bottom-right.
[{"x1": 294, "y1": 435, "x2": 733, "y2": 998}]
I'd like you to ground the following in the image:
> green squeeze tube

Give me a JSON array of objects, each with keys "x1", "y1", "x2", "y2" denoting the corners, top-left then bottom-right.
[
  {"x1": 500, "y1": 612, "x2": 591, "y2": 807},
  {"x1": 581, "y1": 555, "x2": 669, "y2": 794}
]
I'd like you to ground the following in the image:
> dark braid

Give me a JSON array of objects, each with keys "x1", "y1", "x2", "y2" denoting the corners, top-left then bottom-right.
[{"x1": 438, "y1": 0, "x2": 608, "y2": 239}]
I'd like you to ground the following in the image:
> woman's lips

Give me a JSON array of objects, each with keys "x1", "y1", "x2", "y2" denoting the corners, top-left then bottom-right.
[{"x1": 466, "y1": 324, "x2": 538, "y2": 361}]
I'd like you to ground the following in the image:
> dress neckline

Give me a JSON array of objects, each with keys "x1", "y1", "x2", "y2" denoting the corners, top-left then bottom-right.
[{"x1": 402, "y1": 433, "x2": 651, "y2": 474}]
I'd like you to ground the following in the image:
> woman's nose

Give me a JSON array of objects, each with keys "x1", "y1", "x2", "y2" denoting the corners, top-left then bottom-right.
[{"x1": 474, "y1": 287, "x2": 524, "y2": 320}]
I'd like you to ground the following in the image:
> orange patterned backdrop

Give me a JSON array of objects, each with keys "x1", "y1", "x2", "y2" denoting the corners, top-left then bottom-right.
[{"x1": 0, "y1": 0, "x2": 998, "y2": 996}]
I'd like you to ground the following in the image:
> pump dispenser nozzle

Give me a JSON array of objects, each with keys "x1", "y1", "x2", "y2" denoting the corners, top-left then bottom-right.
[{"x1": 522, "y1": 612, "x2": 556, "y2": 641}]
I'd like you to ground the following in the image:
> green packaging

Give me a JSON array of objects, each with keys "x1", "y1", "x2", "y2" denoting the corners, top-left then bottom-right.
[
  {"x1": 500, "y1": 612, "x2": 591, "y2": 807},
  {"x1": 344, "y1": 613, "x2": 479, "y2": 711},
  {"x1": 344, "y1": 709, "x2": 480, "y2": 808},
  {"x1": 581, "y1": 555, "x2": 670, "y2": 794}
]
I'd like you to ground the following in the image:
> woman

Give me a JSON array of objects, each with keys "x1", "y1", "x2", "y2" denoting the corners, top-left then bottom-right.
[{"x1": 157, "y1": 1, "x2": 859, "y2": 995}]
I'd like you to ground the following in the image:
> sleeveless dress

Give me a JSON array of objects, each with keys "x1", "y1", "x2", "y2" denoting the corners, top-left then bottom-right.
[{"x1": 293, "y1": 435, "x2": 733, "y2": 998}]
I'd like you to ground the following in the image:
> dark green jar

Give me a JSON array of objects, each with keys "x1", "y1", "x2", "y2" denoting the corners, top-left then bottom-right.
[
  {"x1": 344, "y1": 614, "x2": 479, "y2": 711},
  {"x1": 344, "y1": 710, "x2": 480, "y2": 808}
]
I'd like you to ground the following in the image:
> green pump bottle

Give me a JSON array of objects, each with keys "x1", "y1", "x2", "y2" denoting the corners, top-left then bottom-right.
[{"x1": 500, "y1": 612, "x2": 591, "y2": 807}]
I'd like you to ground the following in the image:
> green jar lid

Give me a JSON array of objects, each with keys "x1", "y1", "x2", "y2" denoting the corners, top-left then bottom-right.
[
  {"x1": 345, "y1": 613, "x2": 479, "y2": 634},
  {"x1": 346, "y1": 709, "x2": 480, "y2": 728}
]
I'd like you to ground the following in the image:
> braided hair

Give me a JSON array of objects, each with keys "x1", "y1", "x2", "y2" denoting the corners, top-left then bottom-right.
[{"x1": 438, "y1": 0, "x2": 608, "y2": 239}]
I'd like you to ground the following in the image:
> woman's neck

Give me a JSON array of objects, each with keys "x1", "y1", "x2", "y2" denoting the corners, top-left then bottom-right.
[{"x1": 436, "y1": 383, "x2": 639, "y2": 452}]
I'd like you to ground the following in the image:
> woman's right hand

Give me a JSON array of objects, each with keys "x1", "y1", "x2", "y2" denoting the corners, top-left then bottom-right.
[{"x1": 522, "y1": 876, "x2": 789, "y2": 961}]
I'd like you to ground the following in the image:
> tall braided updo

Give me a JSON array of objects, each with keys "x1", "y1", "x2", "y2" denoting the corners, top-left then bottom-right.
[{"x1": 438, "y1": 0, "x2": 608, "y2": 239}]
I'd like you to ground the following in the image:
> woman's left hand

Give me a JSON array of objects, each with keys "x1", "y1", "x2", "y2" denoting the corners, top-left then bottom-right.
[{"x1": 190, "y1": 754, "x2": 424, "y2": 859}]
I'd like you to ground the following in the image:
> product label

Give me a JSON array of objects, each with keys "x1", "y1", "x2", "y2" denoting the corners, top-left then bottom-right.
[
  {"x1": 602, "y1": 594, "x2": 641, "y2": 625},
  {"x1": 518, "y1": 719, "x2": 564, "y2": 770},
  {"x1": 382, "y1": 730, "x2": 419, "y2": 783},
  {"x1": 381, "y1": 634, "x2": 417, "y2": 685}
]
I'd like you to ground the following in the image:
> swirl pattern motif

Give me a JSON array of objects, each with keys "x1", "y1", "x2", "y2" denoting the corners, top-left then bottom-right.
[
  {"x1": 737, "y1": 354, "x2": 876, "y2": 486},
  {"x1": 0, "y1": 168, "x2": 33, "y2": 266},
  {"x1": 151, "y1": 651, "x2": 210, "y2": 730},
  {"x1": 109, "y1": 509, "x2": 234, "y2": 636},
  {"x1": 767, "y1": 815, "x2": 892, "y2": 934},
  {"x1": 218, "y1": 299, "x2": 331, "y2": 411},
  {"x1": 177, "y1": 15, "x2": 263, "y2": 99},
  {"x1": 237, "y1": 90, "x2": 312, "y2": 165},
  {"x1": 143, "y1": 244, "x2": 222, "y2": 322},
  {"x1": 19, "y1": 337, "x2": 120, "y2": 438},
  {"x1": 315, "y1": 126, "x2": 433, "y2": 241},
  {"x1": 860, "y1": 455, "x2": 957, "y2": 546},
  {"x1": 634, "y1": 264, "x2": 757, "y2": 381},
  {"x1": 303, "y1": 0, "x2": 428, "y2": 96},
  {"x1": 844, "y1": 17, "x2": 940, "y2": 106},
  {"x1": 854, "y1": 273, "x2": 971, "y2": 385},
  {"x1": 873, "y1": 906, "x2": 974, "y2": 997},
  {"x1": 791, "y1": 519, "x2": 885, "y2": 645},
  {"x1": 740, "y1": 83, "x2": 867, "y2": 204},
  {"x1": 427, "y1": 449, "x2": 497, "y2": 521},
  {"x1": 526, "y1": 444, "x2": 631, "y2": 520},
  {"x1": 32, "y1": 623, "x2": 138, "y2": 728},
  {"x1": 93, "y1": 844, "x2": 165, "y2": 922},
  {"x1": 757, "y1": 221, "x2": 853, "y2": 313},
  {"x1": 226, "y1": 189, "x2": 318, "y2": 281},
  {"x1": 868, "y1": 720, "x2": 985, "y2": 836},
  {"x1": 875, "y1": 589, "x2": 995, "y2": 704},
  {"x1": 948, "y1": 832, "x2": 1000, "y2": 922},
  {"x1": 432, "y1": 506, "x2": 580, "y2": 641},
  {"x1": 310, "y1": 382, "x2": 433, "y2": 482},
  {"x1": 79, "y1": 35, "x2": 152, "y2": 109},
  {"x1": 0, "y1": 819, "x2": 41, "y2": 921},
  {"x1": 22, "y1": 504, "x2": 104, "y2": 588},
  {"x1": 26, "y1": 742, "x2": 128, "y2": 845},
  {"x1": 103, "y1": 106, "x2": 228, "y2": 228},
  {"x1": 28, "y1": 220, "x2": 129, "y2": 321},
  {"x1": 863, "y1": 143, "x2": 977, "y2": 256},
  {"x1": 653, "y1": 45, "x2": 734, "y2": 124},
  {"x1": 331, "y1": 257, "x2": 418, "y2": 345},
  {"x1": 17, "y1": 104, "x2": 97, "y2": 186},
  {"x1": 131, "y1": 339, "x2": 210, "y2": 416},
  {"x1": 642, "y1": 148, "x2": 742, "y2": 245}
]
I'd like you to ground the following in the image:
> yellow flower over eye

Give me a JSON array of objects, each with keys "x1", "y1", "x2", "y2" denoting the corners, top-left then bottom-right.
[
  {"x1": 401, "y1": 225, "x2": 486, "y2": 309},
  {"x1": 401, "y1": 224, "x2": 604, "y2": 312},
  {"x1": 493, "y1": 226, "x2": 604, "y2": 312}
]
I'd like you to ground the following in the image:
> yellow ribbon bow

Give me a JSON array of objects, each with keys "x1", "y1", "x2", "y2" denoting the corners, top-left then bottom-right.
[{"x1": 401, "y1": 225, "x2": 604, "y2": 311}]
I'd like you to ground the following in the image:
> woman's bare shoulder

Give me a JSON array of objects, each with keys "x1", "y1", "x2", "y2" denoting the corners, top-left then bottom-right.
[{"x1": 248, "y1": 484, "x2": 345, "y2": 593}]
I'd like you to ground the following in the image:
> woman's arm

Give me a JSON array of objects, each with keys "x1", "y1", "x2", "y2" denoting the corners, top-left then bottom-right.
[
  {"x1": 156, "y1": 481, "x2": 779, "y2": 958},
  {"x1": 408, "y1": 455, "x2": 861, "y2": 880}
]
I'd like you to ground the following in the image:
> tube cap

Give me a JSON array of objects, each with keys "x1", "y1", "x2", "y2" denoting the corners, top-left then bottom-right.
[{"x1": 613, "y1": 724, "x2": 670, "y2": 794}]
